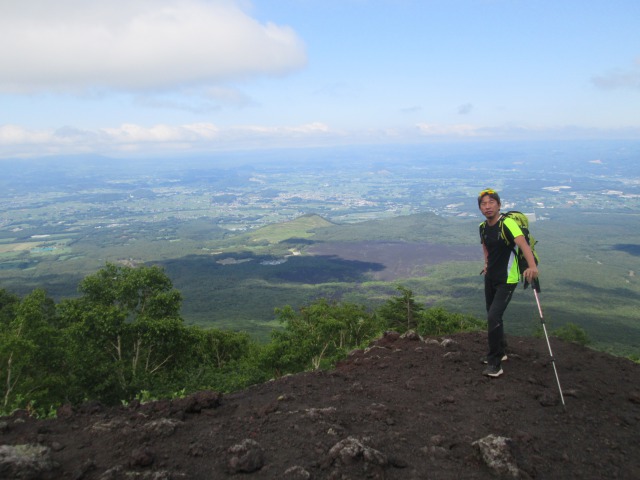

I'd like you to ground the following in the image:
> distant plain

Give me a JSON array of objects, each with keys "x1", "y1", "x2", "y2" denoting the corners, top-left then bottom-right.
[{"x1": 1, "y1": 141, "x2": 638, "y2": 355}]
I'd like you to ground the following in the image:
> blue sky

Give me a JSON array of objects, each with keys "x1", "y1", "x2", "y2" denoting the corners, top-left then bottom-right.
[{"x1": 1, "y1": 0, "x2": 639, "y2": 158}]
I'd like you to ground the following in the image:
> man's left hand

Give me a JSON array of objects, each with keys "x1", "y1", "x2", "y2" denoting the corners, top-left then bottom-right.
[{"x1": 523, "y1": 266, "x2": 539, "y2": 283}]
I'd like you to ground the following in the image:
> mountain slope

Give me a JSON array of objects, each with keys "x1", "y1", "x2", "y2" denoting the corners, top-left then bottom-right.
[{"x1": 2, "y1": 332, "x2": 639, "y2": 479}]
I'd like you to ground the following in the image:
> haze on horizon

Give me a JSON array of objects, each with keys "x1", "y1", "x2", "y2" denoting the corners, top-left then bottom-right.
[{"x1": 1, "y1": 0, "x2": 639, "y2": 159}]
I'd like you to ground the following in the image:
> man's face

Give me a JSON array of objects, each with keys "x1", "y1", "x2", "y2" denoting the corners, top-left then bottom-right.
[{"x1": 479, "y1": 195, "x2": 500, "y2": 219}]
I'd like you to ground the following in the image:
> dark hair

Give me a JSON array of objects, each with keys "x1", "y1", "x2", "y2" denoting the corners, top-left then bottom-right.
[{"x1": 477, "y1": 189, "x2": 501, "y2": 207}]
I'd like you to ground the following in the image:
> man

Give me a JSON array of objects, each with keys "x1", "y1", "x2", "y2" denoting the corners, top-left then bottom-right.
[{"x1": 478, "y1": 189, "x2": 538, "y2": 378}]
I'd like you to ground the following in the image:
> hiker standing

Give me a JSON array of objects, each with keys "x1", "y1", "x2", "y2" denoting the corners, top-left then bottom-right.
[{"x1": 478, "y1": 189, "x2": 538, "y2": 377}]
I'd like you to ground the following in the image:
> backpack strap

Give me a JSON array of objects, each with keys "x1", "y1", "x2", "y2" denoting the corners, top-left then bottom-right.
[
  {"x1": 497, "y1": 214, "x2": 512, "y2": 247},
  {"x1": 480, "y1": 214, "x2": 509, "y2": 245}
]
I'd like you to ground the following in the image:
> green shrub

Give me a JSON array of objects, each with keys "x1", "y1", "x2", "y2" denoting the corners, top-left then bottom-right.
[
  {"x1": 418, "y1": 307, "x2": 484, "y2": 336},
  {"x1": 551, "y1": 322, "x2": 591, "y2": 346}
]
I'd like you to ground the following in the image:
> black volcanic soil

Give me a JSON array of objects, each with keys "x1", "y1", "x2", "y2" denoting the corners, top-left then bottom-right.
[{"x1": 2, "y1": 331, "x2": 639, "y2": 480}]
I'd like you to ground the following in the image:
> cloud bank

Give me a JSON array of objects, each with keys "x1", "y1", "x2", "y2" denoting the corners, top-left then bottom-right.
[
  {"x1": 0, "y1": 0, "x2": 307, "y2": 93},
  {"x1": 0, "y1": 122, "x2": 336, "y2": 157},
  {"x1": 4, "y1": 121, "x2": 638, "y2": 159}
]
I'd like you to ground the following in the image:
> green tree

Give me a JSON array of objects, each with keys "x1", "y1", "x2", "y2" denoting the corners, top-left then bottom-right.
[
  {"x1": 58, "y1": 263, "x2": 187, "y2": 403},
  {"x1": 0, "y1": 289, "x2": 21, "y2": 411},
  {"x1": 0, "y1": 289, "x2": 65, "y2": 414},
  {"x1": 263, "y1": 298, "x2": 383, "y2": 374},
  {"x1": 377, "y1": 286, "x2": 423, "y2": 332},
  {"x1": 0, "y1": 289, "x2": 18, "y2": 325},
  {"x1": 193, "y1": 328, "x2": 255, "y2": 369},
  {"x1": 180, "y1": 327, "x2": 267, "y2": 393}
]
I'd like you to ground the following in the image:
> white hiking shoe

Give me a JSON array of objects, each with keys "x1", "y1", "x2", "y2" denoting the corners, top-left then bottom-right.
[
  {"x1": 483, "y1": 365, "x2": 504, "y2": 378},
  {"x1": 481, "y1": 354, "x2": 508, "y2": 364}
]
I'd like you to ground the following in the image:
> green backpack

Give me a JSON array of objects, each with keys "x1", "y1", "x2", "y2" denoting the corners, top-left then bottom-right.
[{"x1": 482, "y1": 211, "x2": 540, "y2": 288}]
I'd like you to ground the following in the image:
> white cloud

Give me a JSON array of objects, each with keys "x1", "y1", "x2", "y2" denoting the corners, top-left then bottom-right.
[
  {"x1": 0, "y1": 0, "x2": 307, "y2": 94},
  {"x1": 3, "y1": 121, "x2": 640, "y2": 159},
  {"x1": 203, "y1": 86, "x2": 256, "y2": 107},
  {"x1": 415, "y1": 123, "x2": 481, "y2": 137},
  {"x1": 457, "y1": 103, "x2": 473, "y2": 115},
  {"x1": 592, "y1": 58, "x2": 640, "y2": 91},
  {"x1": 0, "y1": 125, "x2": 53, "y2": 144},
  {"x1": 0, "y1": 121, "x2": 335, "y2": 157},
  {"x1": 101, "y1": 123, "x2": 220, "y2": 143},
  {"x1": 132, "y1": 95, "x2": 220, "y2": 114},
  {"x1": 400, "y1": 106, "x2": 422, "y2": 114}
]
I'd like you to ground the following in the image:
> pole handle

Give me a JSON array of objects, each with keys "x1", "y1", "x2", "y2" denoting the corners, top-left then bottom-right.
[{"x1": 533, "y1": 277, "x2": 541, "y2": 292}]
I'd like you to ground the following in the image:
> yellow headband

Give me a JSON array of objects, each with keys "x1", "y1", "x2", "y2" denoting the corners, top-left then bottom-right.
[{"x1": 478, "y1": 188, "x2": 497, "y2": 197}]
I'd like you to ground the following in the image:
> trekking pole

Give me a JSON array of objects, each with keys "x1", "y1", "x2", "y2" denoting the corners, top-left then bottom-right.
[{"x1": 532, "y1": 279, "x2": 566, "y2": 410}]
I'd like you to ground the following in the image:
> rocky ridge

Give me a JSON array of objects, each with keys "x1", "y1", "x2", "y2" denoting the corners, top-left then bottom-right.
[{"x1": 1, "y1": 331, "x2": 639, "y2": 479}]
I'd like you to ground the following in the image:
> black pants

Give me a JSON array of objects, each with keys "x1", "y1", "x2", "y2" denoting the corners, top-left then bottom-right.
[{"x1": 484, "y1": 278, "x2": 517, "y2": 367}]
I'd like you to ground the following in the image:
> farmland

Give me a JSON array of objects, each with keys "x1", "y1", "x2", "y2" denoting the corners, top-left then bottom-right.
[{"x1": 0, "y1": 141, "x2": 639, "y2": 353}]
